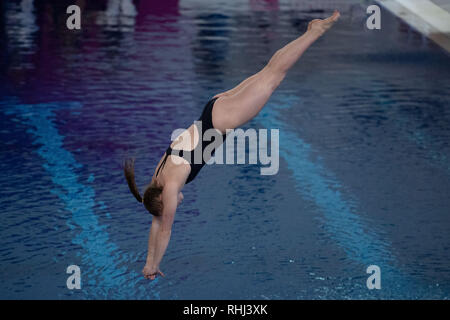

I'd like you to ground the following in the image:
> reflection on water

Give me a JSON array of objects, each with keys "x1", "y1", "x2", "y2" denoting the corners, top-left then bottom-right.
[
  {"x1": 97, "y1": 0, "x2": 137, "y2": 31},
  {"x1": 0, "y1": 0, "x2": 449, "y2": 299}
]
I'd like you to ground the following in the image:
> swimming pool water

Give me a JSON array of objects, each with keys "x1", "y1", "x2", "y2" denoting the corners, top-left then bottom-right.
[{"x1": 0, "y1": 0, "x2": 449, "y2": 299}]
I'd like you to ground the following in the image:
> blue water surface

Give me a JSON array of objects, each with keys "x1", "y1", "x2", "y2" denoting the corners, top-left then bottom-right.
[{"x1": 0, "y1": 0, "x2": 449, "y2": 299}]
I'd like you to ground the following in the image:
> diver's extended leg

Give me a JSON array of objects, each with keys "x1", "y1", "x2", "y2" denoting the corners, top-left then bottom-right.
[{"x1": 212, "y1": 11, "x2": 340, "y2": 132}]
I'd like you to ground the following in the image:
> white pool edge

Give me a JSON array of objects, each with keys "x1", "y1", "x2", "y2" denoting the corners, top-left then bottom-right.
[{"x1": 376, "y1": 0, "x2": 450, "y2": 53}]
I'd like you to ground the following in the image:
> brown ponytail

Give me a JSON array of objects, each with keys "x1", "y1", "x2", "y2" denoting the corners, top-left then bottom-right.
[
  {"x1": 123, "y1": 158, "x2": 143, "y2": 203},
  {"x1": 123, "y1": 157, "x2": 164, "y2": 216}
]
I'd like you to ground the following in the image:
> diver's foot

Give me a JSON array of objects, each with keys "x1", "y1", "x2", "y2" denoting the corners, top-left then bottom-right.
[{"x1": 307, "y1": 10, "x2": 340, "y2": 37}]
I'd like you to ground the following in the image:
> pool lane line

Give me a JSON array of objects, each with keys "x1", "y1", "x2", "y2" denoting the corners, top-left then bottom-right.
[
  {"x1": 377, "y1": 0, "x2": 450, "y2": 52},
  {"x1": 2, "y1": 98, "x2": 159, "y2": 299},
  {"x1": 256, "y1": 94, "x2": 412, "y2": 292}
]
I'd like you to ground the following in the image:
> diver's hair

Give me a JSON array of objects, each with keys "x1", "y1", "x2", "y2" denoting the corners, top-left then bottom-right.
[{"x1": 123, "y1": 158, "x2": 163, "y2": 216}]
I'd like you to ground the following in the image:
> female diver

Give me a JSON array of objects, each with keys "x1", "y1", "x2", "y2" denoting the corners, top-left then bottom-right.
[{"x1": 124, "y1": 11, "x2": 340, "y2": 280}]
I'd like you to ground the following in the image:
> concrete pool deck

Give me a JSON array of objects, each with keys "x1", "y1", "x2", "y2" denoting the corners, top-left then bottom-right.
[{"x1": 377, "y1": 0, "x2": 450, "y2": 52}]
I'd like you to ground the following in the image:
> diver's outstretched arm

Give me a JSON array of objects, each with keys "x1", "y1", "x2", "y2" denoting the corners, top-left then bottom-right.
[{"x1": 142, "y1": 183, "x2": 179, "y2": 280}]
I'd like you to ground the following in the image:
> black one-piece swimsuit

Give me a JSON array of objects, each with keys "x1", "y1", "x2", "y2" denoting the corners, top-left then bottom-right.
[{"x1": 155, "y1": 97, "x2": 227, "y2": 184}]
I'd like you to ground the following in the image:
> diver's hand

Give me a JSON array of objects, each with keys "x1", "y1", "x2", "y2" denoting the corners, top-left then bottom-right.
[{"x1": 142, "y1": 264, "x2": 165, "y2": 280}]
